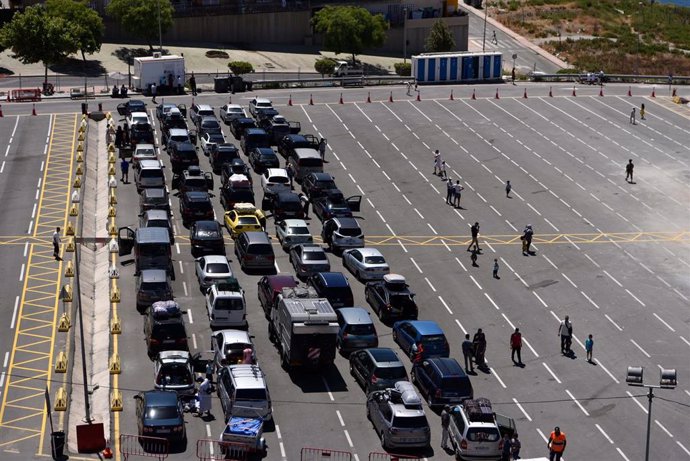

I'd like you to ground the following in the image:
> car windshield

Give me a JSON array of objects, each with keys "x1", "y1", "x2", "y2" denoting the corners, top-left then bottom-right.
[
  {"x1": 235, "y1": 389, "x2": 267, "y2": 400},
  {"x1": 214, "y1": 298, "x2": 244, "y2": 310},
  {"x1": 171, "y1": 135, "x2": 189, "y2": 143},
  {"x1": 289, "y1": 227, "x2": 310, "y2": 235},
  {"x1": 260, "y1": 154, "x2": 276, "y2": 162},
  {"x1": 467, "y1": 428, "x2": 501, "y2": 442},
  {"x1": 206, "y1": 263, "x2": 229, "y2": 274},
  {"x1": 176, "y1": 149, "x2": 197, "y2": 160},
  {"x1": 195, "y1": 226, "x2": 219, "y2": 238},
  {"x1": 157, "y1": 364, "x2": 192, "y2": 385},
  {"x1": 141, "y1": 282, "x2": 169, "y2": 292},
  {"x1": 188, "y1": 201, "x2": 212, "y2": 212},
  {"x1": 139, "y1": 244, "x2": 168, "y2": 258},
  {"x1": 132, "y1": 115, "x2": 148, "y2": 124},
  {"x1": 141, "y1": 170, "x2": 164, "y2": 179},
  {"x1": 364, "y1": 256, "x2": 386, "y2": 264},
  {"x1": 227, "y1": 190, "x2": 254, "y2": 202},
  {"x1": 347, "y1": 324, "x2": 375, "y2": 335},
  {"x1": 375, "y1": 366, "x2": 406, "y2": 380},
  {"x1": 132, "y1": 123, "x2": 151, "y2": 132},
  {"x1": 269, "y1": 176, "x2": 289, "y2": 184},
  {"x1": 185, "y1": 178, "x2": 206, "y2": 188},
  {"x1": 337, "y1": 227, "x2": 361, "y2": 237},
  {"x1": 303, "y1": 252, "x2": 327, "y2": 261},
  {"x1": 202, "y1": 120, "x2": 220, "y2": 129},
  {"x1": 298, "y1": 158, "x2": 322, "y2": 167},
  {"x1": 392, "y1": 416, "x2": 427, "y2": 429},
  {"x1": 389, "y1": 294, "x2": 415, "y2": 308},
  {"x1": 145, "y1": 405, "x2": 179, "y2": 420},
  {"x1": 238, "y1": 217, "x2": 258, "y2": 225},
  {"x1": 250, "y1": 244, "x2": 272, "y2": 255},
  {"x1": 280, "y1": 200, "x2": 302, "y2": 212}
]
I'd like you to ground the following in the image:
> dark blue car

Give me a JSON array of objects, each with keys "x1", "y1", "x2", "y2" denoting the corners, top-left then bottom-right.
[
  {"x1": 392, "y1": 320, "x2": 450, "y2": 362},
  {"x1": 308, "y1": 272, "x2": 354, "y2": 309},
  {"x1": 411, "y1": 357, "x2": 473, "y2": 407},
  {"x1": 134, "y1": 390, "x2": 186, "y2": 443}
]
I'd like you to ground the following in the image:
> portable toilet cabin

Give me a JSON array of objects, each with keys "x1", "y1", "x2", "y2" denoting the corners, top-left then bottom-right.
[{"x1": 412, "y1": 51, "x2": 502, "y2": 84}]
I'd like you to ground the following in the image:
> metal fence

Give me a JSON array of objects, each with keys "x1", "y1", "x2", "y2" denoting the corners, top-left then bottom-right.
[
  {"x1": 300, "y1": 447, "x2": 354, "y2": 461},
  {"x1": 368, "y1": 453, "x2": 421, "y2": 461},
  {"x1": 196, "y1": 439, "x2": 250, "y2": 461},
  {"x1": 119, "y1": 434, "x2": 170, "y2": 461}
]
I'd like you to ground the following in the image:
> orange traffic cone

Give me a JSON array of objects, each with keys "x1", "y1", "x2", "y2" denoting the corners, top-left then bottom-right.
[
  {"x1": 309, "y1": 94, "x2": 313, "y2": 105},
  {"x1": 651, "y1": 87, "x2": 655, "y2": 98},
  {"x1": 572, "y1": 86, "x2": 576, "y2": 97},
  {"x1": 389, "y1": 91, "x2": 394, "y2": 103},
  {"x1": 366, "y1": 92, "x2": 371, "y2": 103},
  {"x1": 599, "y1": 88, "x2": 604, "y2": 97},
  {"x1": 450, "y1": 90, "x2": 454, "y2": 101},
  {"x1": 471, "y1": 89, "x2": 476, "y2": 100},
  {"x1": 102, "y1": 439, "x2": 113, "y2": 459},
  {"x1": 672, "y1": 88, "x2": 676, "y2": 97},
  {"x1": 339, "y1": 93, "x2": 343, "y2": 104},
  {"x1": 416, "y1": 91, "x2": 421, "y2": 102},
  {"x1": 549, "y1": 86, "x2": 553, "y2": 97},
  {"x1": 495, "y1": 88, "x2": 500, "y2": 99},
  {"x1": 627, "y1": 86, "x2": 632, "y2": 97},
  {"x1": 0, "y1": 104, "x2": 3, "y2": 117},
  {"x1": 523, "y1": 88, "x2": 528, "y2": 98},
  {"x1": 288, "y1": 94, "x2": 292, "y2": 106},
  {"x1": 32, "y1": 103, "x2": 36, "y2": 116}
]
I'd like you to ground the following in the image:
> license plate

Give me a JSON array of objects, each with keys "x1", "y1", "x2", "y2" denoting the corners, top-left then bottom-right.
[
  {"x1": 157, "y1": 429, "x2": 170, "y2": 434},
  {"x1": 163, "y1": 340, "x2": 174, "y2": 344}
]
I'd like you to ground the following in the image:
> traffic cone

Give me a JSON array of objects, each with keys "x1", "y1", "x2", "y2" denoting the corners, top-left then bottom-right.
[
  {"x1": 549, "y1": 86, "x2": 553, "y2": 97},
  {"x1": 32, "y1": 104, "x2": 36, "y2": 116},
  {"x1": 523, "y1": 88, "x2": 528, "y2": 98},
  {"x1": 416, "y1": 91, "x2": 421, "y2": 101},
  {"x1": 628, "y1": 86, "x2": 632, "y2": 97},
  {"x1": 288, "y1": 94, "x2": 292, "y2": 106},
  {"x1": 102, "y1": 439, "x2": 113, "y2": 459},
  {"x1": 495, "y1": 88, "x2": 500, "y2": 99},
  {"x1": 651, "y1": 87, "x2": 655, "y2": 98},
  {"x1": 339, "y1": 93, "x2": 343, "y2": 104},
  {"x1": 366, "y1": 92, "x2": 371, "y2": 103},
  {"x1": 471, "y1": 89, "x2": 476, "y2": 100},
  {"x1": 309, "y1": 94, "x2": 313, "y2": 105},
  {"x1": 599, "y1": 88, "x2": 604, "y2": 97},
  {"x1": 450, "y1": 90, "x2": 454, "y2": 101},
  {"x1": 672, "y1": 88, "x2": 676, "y2": 97},
  {"x1": 572, "y1": 86, "x2": 576, "y2": 97},
  {"x1": 389, "y1": 91, "x2": 394, "y2": 103},
  {"x1": 0, "y1": 104, "x2": 3, "y2": 117}
]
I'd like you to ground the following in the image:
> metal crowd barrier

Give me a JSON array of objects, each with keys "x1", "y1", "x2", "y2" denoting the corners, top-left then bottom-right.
[{"x1": 119, "y1": 434, "x2": 170, "y2": 460}]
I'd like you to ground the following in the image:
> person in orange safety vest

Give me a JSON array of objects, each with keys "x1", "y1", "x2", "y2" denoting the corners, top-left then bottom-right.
[{"x1": 547, "y1": 426, "x2": 567, "y2": 461}]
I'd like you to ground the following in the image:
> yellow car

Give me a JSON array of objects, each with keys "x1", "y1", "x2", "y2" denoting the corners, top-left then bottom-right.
[{"x1": 224, "y1": 203, "x2": 266, "y2": 238}]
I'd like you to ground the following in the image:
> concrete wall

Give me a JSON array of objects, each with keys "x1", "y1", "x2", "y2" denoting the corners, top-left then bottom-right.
[{"x1": 383, "y1": 15, "x2": 469, "y2": 56}]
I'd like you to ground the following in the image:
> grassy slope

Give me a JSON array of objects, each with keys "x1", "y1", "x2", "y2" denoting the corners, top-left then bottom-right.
[{"x1": 492, "y1": 0, "x2": 690, "y2": 74}]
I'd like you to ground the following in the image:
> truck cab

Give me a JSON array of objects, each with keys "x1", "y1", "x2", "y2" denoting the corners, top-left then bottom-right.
[{"x1": 118, "y1": 227, "x2": 174, "y2": 279}]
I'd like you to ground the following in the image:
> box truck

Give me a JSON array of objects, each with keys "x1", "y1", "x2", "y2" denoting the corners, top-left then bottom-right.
[{"x1": 133, "y1": 54, "x2": 185, "y2": 93}]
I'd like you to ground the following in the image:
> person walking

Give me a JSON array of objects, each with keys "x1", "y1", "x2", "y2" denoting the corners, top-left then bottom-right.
[
  {"x1": 115, "y1": 125, "x2": 123, "y2": 148},
  {"x1": 510, "y1": 328, "x2": 523, "y2": 365},
  {"x1": 120, "y1": 157, "x2": 129, "y2": 183},
  {"x1": 511, "y1": 67, "x2": 516, "y2": 85},
  {"x1": 189, "y1": 72, "x2": 197, "y2": 96},
  {"x1": 433, "y1": 150, "x2": 442, "y2": 175},
  {"x1": 205, "y1": 360, "x2": 215, "y2": 392},
  {"x1": 640, "y1": 103, "x2": 646, "y2": 120},
  {"x1": 462, "y1": 334, "x2": 474, "y2": 373},
  {"x1": 441, "y1": 405, "x2": 451, "y2": 450},
  {"x1": 453, "y1": 181, "x2": 464, "y2": 207},
  {"x1": 467, "y1": 222, "x2": 480, "y2": 252},
  {"x1": 176, "y1": 75, "x2": 183, "y2": 95},
  {"x1": 286, "y1": 163, "x2": 295, "y2": 189},
  {"x1": 501, "y1": 433, "x2": 513, "y2": 461},
  {"x1": 629, "y1": 107, "x2": 636, "y2": 124},
  {"x1": 558, "y1": 316, "x2": 572, "y2": 354},
  {"x1": 510, "y1": 433, "x2": 521, "y2": 460},
  {"x1": 471, "y1": 248, "x2": 479, "y2": 267},
  {"x1": 406, "y1": 81, "x2": 412, "y2": 96},
  {"x1": 492, "y1": 30, "x2": 498, "y2": 45},
  {"x1": 521, "y1": 224, "x2": 533, "y2": 255},
  {"x1": 300, "y1": 193, "x2": 310, "y2": 219},
  {"x1": 473, "y1": 329, "x2": 487, "y2": 369},
  {"x1": 505, "y1": 180, "x2": 512, "y2": 198},
  {"x1": 439, "y1": 161, "x2": 448, "y2": 180},
  {"x1": 150, "y1": 83, "x2": 157, "y2": 103},
  {"x1": 52, "y1": 227, "x2": 62, "y2": 261},
  {"x1": 585, "y1": 334, "x2": 594, "y2": 363},
  {"x1": 446, "y1": 179, "x2": 454, "y2": 205},
  {"x1": 196, "y1": 377, "x2": 213, "y2": 417},
  {"x1": 625, "y1": 159, "x2": 634, "y2": 183},
  {"x1": 493, "y1": 258, "x2": 500, "y2": 279},
  {"x1": 318, "y1": 138, "x2": 327, "y2": 161},
  {"x1": 547, "y1": 426, "x2": 567, "y2": 461}
]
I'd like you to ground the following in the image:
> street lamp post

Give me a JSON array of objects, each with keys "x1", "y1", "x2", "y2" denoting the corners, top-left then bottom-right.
[
  {"x1": 403, "y1": 8, "x2": 408, "y2": 64},
  {"x1": 626, "y1": 366, "x2": 677, "y2": 461},
  {"x1": 482, "y1": 1, "x2": 488, "y2": 52},
  {"x1": 157, "y1": 0, "x2": 163, "y2": 53}
]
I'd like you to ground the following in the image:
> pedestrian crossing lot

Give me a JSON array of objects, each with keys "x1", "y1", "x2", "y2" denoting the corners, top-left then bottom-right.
[{"x1": 265, "y1": 85, "x2": 690, "y2": 460}]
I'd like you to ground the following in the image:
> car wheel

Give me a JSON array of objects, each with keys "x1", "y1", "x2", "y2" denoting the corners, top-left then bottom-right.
[
  {"x1": 380, "y1": 431, "x2": 388, "y2": 450},
  {"x1": 410, "y1": 369, "x2": 417, "y2": 384},
  {"x1": 392, "y1": 330, "x2": 398, "y2": 342}
]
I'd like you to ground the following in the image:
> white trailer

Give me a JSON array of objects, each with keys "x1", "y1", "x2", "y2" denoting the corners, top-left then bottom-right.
[{"x1": 133, "y1": 54, "x2": 185, "y2": 93}]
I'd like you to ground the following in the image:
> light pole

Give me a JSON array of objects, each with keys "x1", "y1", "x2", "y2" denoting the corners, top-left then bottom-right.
[
  {"x1": 482, "y1": 1, "x2": 488, "y2": 52},
  {"x1": 403, "y1": 8, "x2": 408, "y2": 64},
  {"x1": 157, "y1": 0, "x2": 163, "y2": 53},
  {"x1": 626, "y1": 366, "x2": 677, "y2": 461}
]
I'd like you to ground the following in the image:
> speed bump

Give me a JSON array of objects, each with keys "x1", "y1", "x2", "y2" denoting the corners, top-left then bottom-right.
[
  {"x1": 109, "y1": 353, "x2": 121, "y2": 374},
  {"x1": 73, "y1": 176, "x2": 82, "y2": 189},
  {"x1": 65, "y1": 237, "x2": 75, "y2": 253},
  {"x1": 62, "y1": 284, "x2": 73, "y2": 302},
  {"x1": 110, "y1": 314, "x2": 121, "y2": 335},
  {"x1": 54, "y1": 387, "x2": 67, "y2": 411},
  {"x1": 57, "y1": 313, "x2": 71, "y2": 332},
  {"x1": 69, "y1": 204, "x2": 79, "y2": 216},
  {"x1": 110, "y1": 390, "x2": 123, "y2": 411},
  {"x1": 55, "y1": 351, "x2": 67, "y2": 373},
  {"x1": 109, "y1": 189, "x2": 117, "y2": 204},
  {"x1": 65, "y1": 221, "x2": 75, "y2": 236},
  {"x1": 110, "y1": 283, "x2": 120, "y2": 303},
  {"x1": 64, "y1": 260, "x2": 74, "y2": 278}
]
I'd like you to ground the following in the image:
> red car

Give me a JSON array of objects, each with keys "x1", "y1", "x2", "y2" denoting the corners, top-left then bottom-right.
[{"x1": 257, "y1": 274, "x2": 298, "y2": 318}]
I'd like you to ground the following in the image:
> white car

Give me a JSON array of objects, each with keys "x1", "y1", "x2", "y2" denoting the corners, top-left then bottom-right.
[
  {"x1": 219, "y1": 104, "x2": 247, "y2": 124},
  {"x1": 260, "y1": 168, "x2": 290, "y2": 193},
  {"x1": 195, "y1": 255, "x2": 234, "y2": 291},
  {"x1": 275, "y1": 219, "x2": 313, "y2": 250},
  {"x1": 342, "y1": 248, "x2": 390, "y2": 280},
  {"x1": 200, "y1": 132, "x2": 226, "y2": 156},
  {"x1": 132, "y1": 143, "x2": 157, "y2": 166},
  {"x1": 126, "y1": 111, "x2": 150, "y2": 126},
  {"x1": 211, "y1": 329, "x2": 256, "y2": 368},
  {"x1": 249, "y1": 98, "x2": 273, "y2": 118}
]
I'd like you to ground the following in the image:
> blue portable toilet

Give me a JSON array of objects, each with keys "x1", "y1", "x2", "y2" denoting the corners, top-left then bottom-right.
[{"x1": 413, "y1": 51, "x2": 503, "y2": 84}]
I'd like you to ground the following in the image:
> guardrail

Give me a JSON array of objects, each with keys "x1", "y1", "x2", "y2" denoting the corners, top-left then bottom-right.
[
  {"x1": 119, "y1": 434, "x2": 169, "y2": 460},
  {"x1": 250, "y1": 75, "x2": 410, "y2": 90},
  {"x1": 528, "y1": 73, "x2": 689, "y2": 86}
]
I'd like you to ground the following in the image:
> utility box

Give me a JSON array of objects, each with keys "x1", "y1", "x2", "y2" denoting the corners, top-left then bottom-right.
[
  {"x1": 132, "y1": 54, "x2": 185, "y2": 93},
  {"x1": 412, "y1": 51, "x2": 502, "y2": 84}
]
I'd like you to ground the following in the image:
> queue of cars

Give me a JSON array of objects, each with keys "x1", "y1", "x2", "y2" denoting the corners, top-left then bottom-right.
[{"x1": 118, "y1": 96, "x2": 513, "y2": 458}]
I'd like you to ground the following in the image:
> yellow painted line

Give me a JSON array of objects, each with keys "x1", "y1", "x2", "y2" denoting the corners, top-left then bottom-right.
[{"x1": 111, "y1": 252, "x2": 121, "y2": 461}]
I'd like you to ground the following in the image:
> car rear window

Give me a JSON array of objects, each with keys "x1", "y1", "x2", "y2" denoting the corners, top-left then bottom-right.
[
  {"x1": 206, "y1": 263, "x2": 229, "y2": 274},
  {"x1": 188, "y1": 201, "x2": 213, "y2": 212},
  {"x1": 238, "y1": 217, "x2": 258, "y2": 225},
  {"x1": 337, "y1": 227, "x2": 361, "y2": 237},
  {"x1": 145, "y1": 406, "x2": 179, "y2": 420},
  {"x1": 392, "y1": 416, "x2": 427, "y2": 429},
  {"x1": 195, "y1": 226, "x2": 220, "y2": 238},
  {"x1": 235, "y1": 389, "x2": 267, "y2": 400},
  {"x1": 137, "y1": 147, "x2": 155, "y2": 156},
  {"x1": 422, "y1": 335, "x2": 447, "y2": 346},
  {"x1": 147, "y1": 220, "x2": 169, "y2": 228},
  {"x1": 248, "y1": 244, "x2": 272, "y2": 255},
  {"x1": 228, "y1": 190, "x2": 254, "y2": 202},
  {"x1": 171, "y1": 135, "x2": 189, "y2": 143},
  {"x1": 375, "y1": 366, "x2": 406, "y2": 380},
  {"x1": 141, "y1": 282, "x2": 169, "y2": 292},
  {"x1": 297, "y1": 158, "x2": 323, "y2": 167},
  {"x1": 214, "y1": 298, "x2": 244, "y2": 310},
  {"x1": 152, "y1": 323, "x2": 186, "y2": 337},
  {"x1": 304, "y1": 252, "x2": 327, "y2": 261},
  {"x1": 269, "y1": 176, "x2": 289, "y2": 184},
  {"x1": 141, "y1": 170, "x2": 164, "y2": 178},
  {"x1": 467, "y1": 428, "x2": 501, "y2": 442},
  {"x1": 390, "y1": 294, "x2": 415, "y2": 309},
  {"x1": 441, "y1": 377, "x2": 470, "y2": 390},
  {"x1": 175, "y1": 149, "x2": 197, "y2": 160},
  {"x1": 347, "y1": 324, "x2": 375, "y2": 335},
  {"x1": 186, "y1": 178, "x2": 206, "y2": 188},
  {"x1": 289, "y1": 227, "x2": 310, "y2": 235},
  {"x1": 280, "y1": 201, "x2": 302, "y2": 212},
  {"x1": 364, "y1": 256, "x2": 386, "y2": 264}
]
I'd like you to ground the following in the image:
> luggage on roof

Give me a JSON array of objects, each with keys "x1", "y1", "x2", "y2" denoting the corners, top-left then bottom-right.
[
  {"x1": 152, "y1": 300, "x2": 181, "y2": 319},
  {"x1": 463, "y1": 398, "x2": 495, "y2": 423}
]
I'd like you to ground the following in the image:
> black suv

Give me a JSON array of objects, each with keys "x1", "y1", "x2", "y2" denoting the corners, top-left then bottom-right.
[
  {"x1": 144, "y1": 304, "x2": 189, "y2": 358},
  {"x1": 301, "y1": 172, "x2": 338, "y2": 199},
  {"x1": 210, "y1": 143, "x2": 240, "y2": 174},
  {"x1": 179, "y1": 191, "x2": 214, "y2": 227},
  {"x1": 277, "y1": 134, "x2": 319, "y2": 159},
  {"x1": 312, "y1": 189, "x2": 354, "y2": 222},
  {"x1": 189, "y1": 220, "x2": 225, "y2": 256},
  {"x1": 365, "y1": 274, "x2": 418, "y2": 323},
  {"x1": 230, "y1": 117, "x2": 256, "y2": 141},
  {"x1": 411, "y1": 357, "x2": 473, "y2": 408},
  {"x1": 196, "y1": 116, "x2": 222, "y2": 137},
  {"x1": 221, "y1": 159, "x2": 253, "y2": 187},
  {"x1": 220, "y1": 185, "x2": 255, "y2": 211},
  {"x1": 263, "y1": 191, "x2": 303, "y2": 220},
  {"x1": 307, "y1": 272, "x2": 354, "y2": 309},
  {"x1": 169, "y1": 141, "x2": 199, "y2": 174},
  {"x1": 248, "y1": 147, "x2": 280, "y2": 174}
]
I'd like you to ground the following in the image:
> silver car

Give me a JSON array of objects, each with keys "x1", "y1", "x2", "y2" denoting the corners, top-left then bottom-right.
[
  {"x1": 342, "y1": 247, "x2": 390, "y2": 281},
  {"x1": 219, "y1": 104, "x2": 247, "y2": 124},
  {"x1": 275, "y1": 219, "x2": 313, "y2": 250},
  {"x1": 289, "y1": 244, "x2": 330, "y2": 279},
  {"x1": 195, "y1": 255, "x2": 234, "y2": 291},
  {"x1": 366, "y1": 385, "x2": 431, "y2": 450}
]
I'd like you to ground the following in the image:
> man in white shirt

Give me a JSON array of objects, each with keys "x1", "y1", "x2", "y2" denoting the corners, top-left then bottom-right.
[{"x1": 52, "y1": 227, "x2": 62, "y2": 261}]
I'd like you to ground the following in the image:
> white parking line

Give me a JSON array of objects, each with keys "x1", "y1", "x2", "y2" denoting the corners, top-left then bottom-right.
[
  {"x1": 595, "y1": 358, "x2": 620, "y2": 384},
  {"x1": 336, "y1": 410, "x2": 345, "y2": 426},
  {"x1": 630, "y1": 339, "x2": 651, "y2": 357},
  {"x1": 596, "y1": 424, "x2": 614, "y2": 444},
  {"x1": 617, "y1": 448, "x2": 631, "y2": 461},
  {"x1": 565, "y1": 389, "x2": 590, "y2": 416},
  {"x1": 182, "y1": 281, "x2": 188, "y2": 297},
  {"x1": 469, "y1": 275, "x2": 482, "y2": 290},
  {"x1": 542, "y1": 362, "x2": 562, "y2": 383},
  {"x1": 655, "y1": 420, "x2": 674, "y2": 438},
  {"x1": 653, "y1": 313, "x2": 675, "y2": 332},
  {"x1": 676, "y1": 441, "x2": 690, "y2": 457},
  {"x1": 512, "y1": 398, "x2": 532, "y2": 421},
  {"x1": 320, "y1": 376, "x2": 334, "y2": 401},
  {"x1": 424, "y1": 277, "x2": 436, "y2": 292},
  {"x1": 11, "y1": 296, "x2": 19, "y2": 329},
  {"x1": 626, "y1": 391, "x2": 648, "y2": 413},
  {"x1": 178, "y1": 261, "x2": 184, "y2": 274},
  {"x1": 187, "y1": 309, "x2": 193, "y2": 324},
  {"x1": 488, "y1": 365, "x2": 506, "y2": 389},
  {"x1": 625, "y1": 289, "x2": 646, "y2": 307},
  {"x1": 604, "y1": 314, "x2": 623, "y2": 331},
  {"x1": 409, "y1": 257, "x2": 423, "y2": 274}
]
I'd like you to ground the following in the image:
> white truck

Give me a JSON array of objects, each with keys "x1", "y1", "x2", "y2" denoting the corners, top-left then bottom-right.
[
  {"x1": 268, "y1": 297, "x2": 338, "y2": 371},
  {"x1": 133, "y1": 54, "x2": 185, "y2": 93},
  {"x1": 333, "y1": 60, "x2": 364, "y2": 77}
]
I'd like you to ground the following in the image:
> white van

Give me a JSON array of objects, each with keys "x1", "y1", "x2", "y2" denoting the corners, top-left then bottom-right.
[
  {"x1": 205, "y1": 281, "x2": 247, "y2": 330},
  {"x1": 217, "y1": 364, "x2": 272, "y2": 421},
  {"x1": 288, "y1": 148, "x2": 323, "y2": 182}
]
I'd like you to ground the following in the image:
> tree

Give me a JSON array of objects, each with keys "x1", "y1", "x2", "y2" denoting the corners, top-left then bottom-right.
[
  {"x1": 425, "y1": 20, "x2": 456, "y2": 53},
  {"x1": 0, "y1": 5, "x2": 78, "y2": 83},
  {"x1": 314, "y1": 57, "x2": 336, "y2": 77},
  {"x1": 394, "y1": 62, "x2": 411, "y2": 76},
  {"x1": 228, "y1": 61, "x2": 254, "y2": 75},
  {"x1": 106, "y1": 0, "x2": 174, "y2": 51},
  {"x1": 46, "y1": 0, "x2": 104, "y2": 62},
  {"x1": 313, "y1": 6, "x2": 388, "y2": 64}
]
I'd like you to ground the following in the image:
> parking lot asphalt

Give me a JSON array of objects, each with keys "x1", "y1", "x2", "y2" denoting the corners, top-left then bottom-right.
[{"x1": 0, "y1": 82, "x2": 689, "y2": 460}]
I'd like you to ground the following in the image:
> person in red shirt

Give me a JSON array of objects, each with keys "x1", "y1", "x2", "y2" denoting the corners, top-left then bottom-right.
[
  {"x1": 548, "y1": 426, "x2": 567, "y2": 461},
  {"x1": 510, "y1": 328, "x2": 523, "y2": 365}
]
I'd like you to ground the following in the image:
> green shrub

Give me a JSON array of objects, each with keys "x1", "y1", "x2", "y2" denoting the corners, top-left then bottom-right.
[
  {"x1": 314, "y1": 57, "x2": 336, "y2": 77},
  {"x1": 228, "y1": 61, "x2": 254, "y2": 75},
  {"x1": 394, "y1": 62, "x2": 411, "y2": 76}
]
